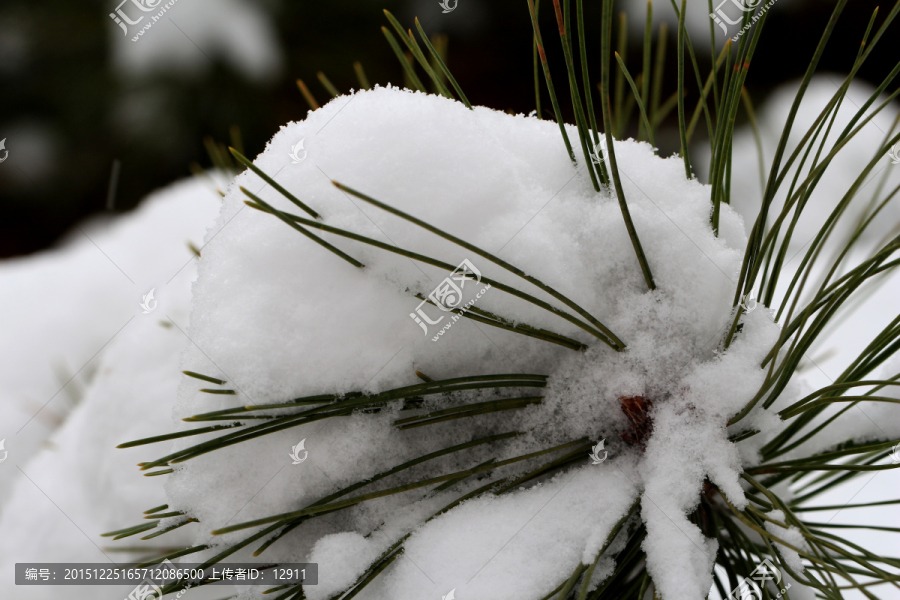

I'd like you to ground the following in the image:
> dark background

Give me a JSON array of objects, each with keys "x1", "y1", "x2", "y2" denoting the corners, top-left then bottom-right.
[{"x1": 1, "y1": 0, "x2": 896, "y2": 258}]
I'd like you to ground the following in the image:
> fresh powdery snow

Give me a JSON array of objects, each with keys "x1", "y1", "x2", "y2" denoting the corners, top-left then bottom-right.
[
  {"x1": 0, "y1": 176, "x2": 222, "y2": 509},
  {"x1": 764, "y1": 510, "x2": 809, "y2": 576},
  {"x1": 0, "y1": 177, "x2": 224, "y2": 599},
  {"x1": 712, "y1": 75, "x2": 900, "y2": 594},
  {"x1": 168, "y1": 86, "x2": 795, "y2": 600}
]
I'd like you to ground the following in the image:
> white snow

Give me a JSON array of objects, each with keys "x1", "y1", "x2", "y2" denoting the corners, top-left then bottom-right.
[
  {"x1": 0, "y1": 68, "x2": 895, "y2": 600},
  {"x1": 374, "y1": 465, "x2": 639, "y2": 600},
  {"x1": 0, "y1": 72, "x2": 894, "y2": 600},
  {"x1": 0, "y1": 176, "x2": 223, "y2": 599},
  {"x1": 764, "y1": 509, "x2": 808, "y2": 575},
  {"x1": 162, "y1": 86, "x2": 794, "y2": 600},
  {"x1": 705, "y1": 75, "x2": 900, "y2": 454},
  {"x1": 702, "y1": 75, "x2": 900, "y2": 599}
]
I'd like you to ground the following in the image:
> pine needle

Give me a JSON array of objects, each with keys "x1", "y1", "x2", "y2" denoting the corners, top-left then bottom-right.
[
  {"x1": 353, "y1": 61, "x2": 370, "y2": 90},
  {"x1": 295, "y1": 79, "x2": 319, "y2": 110}
]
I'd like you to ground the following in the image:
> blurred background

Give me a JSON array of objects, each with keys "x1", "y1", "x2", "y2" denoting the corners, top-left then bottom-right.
[{"x1": 1, "y1": 0, "x2": 899, "y2": 258}]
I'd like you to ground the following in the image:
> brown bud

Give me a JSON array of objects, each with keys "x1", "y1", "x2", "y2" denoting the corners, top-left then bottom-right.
[{"x1": 619, "y1": 395, "x2": 653, "y2": 446}]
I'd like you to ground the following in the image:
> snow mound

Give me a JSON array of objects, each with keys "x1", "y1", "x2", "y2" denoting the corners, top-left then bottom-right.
[
  {"x1": 0, "y1": 176, "x2": 222, "y2": 507},
  {"x1": 0, "y1": 176, "x2": 223, "y2": 599},
  {"x1": 168, "y1": 86, "x2": 784, "y2": 600}
]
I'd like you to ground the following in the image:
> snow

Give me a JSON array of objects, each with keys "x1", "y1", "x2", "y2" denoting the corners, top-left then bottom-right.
[
  {"x1": 0, "y1": 176, "x2": 220, "y2": 507},
  {"x1": 703, "y1": 75, "x2": 900, "y2": 455},
  {"x1": 0, "y1": 176, "x2": 223, "y2": 599},
  {"x1": 376, "y1": 465, "x2": 639, "y2": 600},
  {"x1": 700, "y1": 75, "x2": 900, "y2": 599},
  {"x1": 163, "y1": 86, "x2": 794, "y2": 600},
  {"x1": 0, "y1": 72, "x2": 893, "y2": 600},
  {"x1": 0, "y1": 79, "x2": 885, "y2": 600},
  {"x1": 308, "y1": 532, "x2": 389, "y2": 598},
  {"x1": 764, "y1": 510, "x2": 808, "y2": 575},
  {"x1": 0, "y1": 41, "x2": 895, "y2": 600}
]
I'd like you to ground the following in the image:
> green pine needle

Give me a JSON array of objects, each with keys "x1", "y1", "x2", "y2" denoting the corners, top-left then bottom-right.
[
  {"x1": 113, "y1": 4, "x2": 900, "y2": 597},
  {"x1": 316, "y1": 71, "x2": 340, "y2": 98},
  {"x1": 182, "y1": 371, "x2": 227, "y2": 385}
]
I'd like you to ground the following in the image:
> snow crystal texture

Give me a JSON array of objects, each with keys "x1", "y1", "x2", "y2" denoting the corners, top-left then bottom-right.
[{"x1": 170, "y1": 87, "x2": 784, "y2": 600}]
